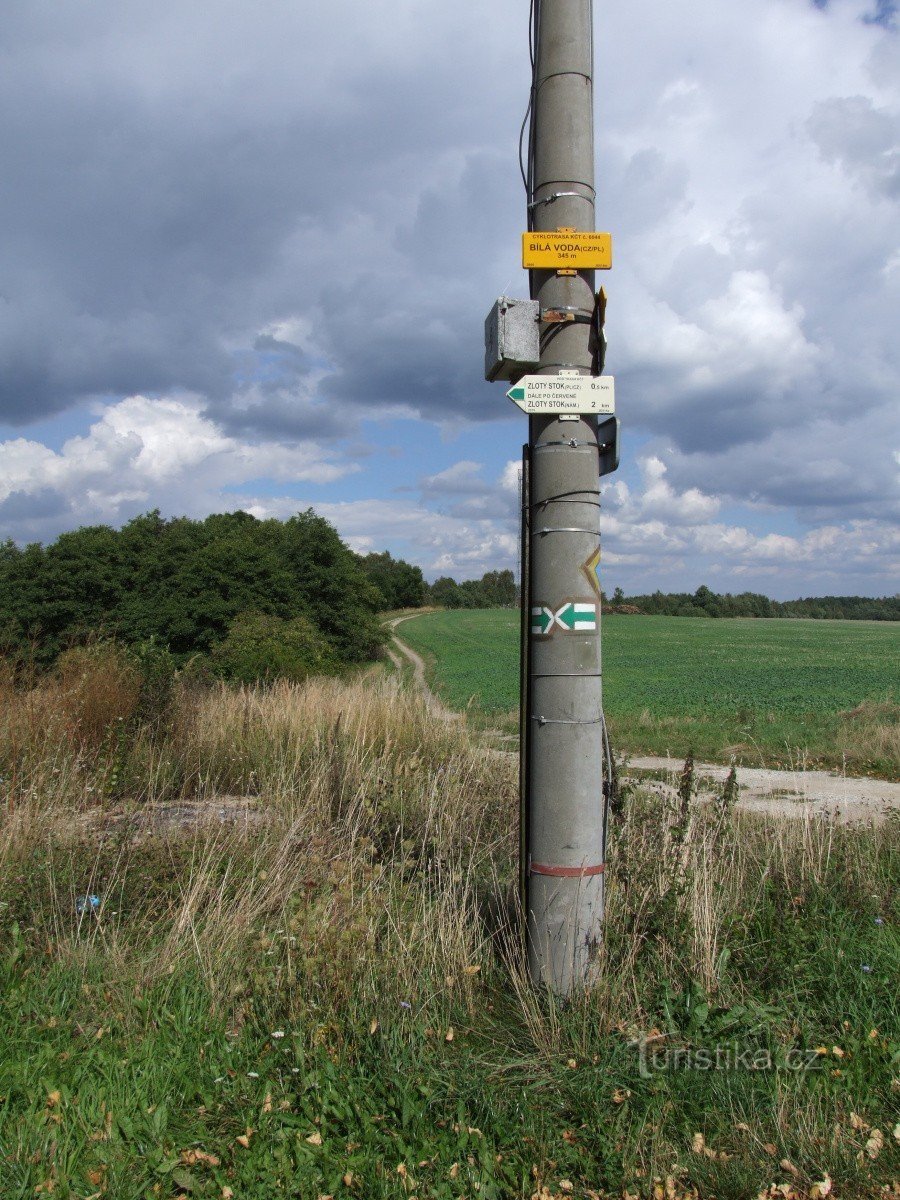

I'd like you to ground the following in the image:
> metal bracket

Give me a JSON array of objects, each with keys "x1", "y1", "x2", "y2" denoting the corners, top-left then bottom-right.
[
  {"x1": 541, "y1": 305, "x2": 593, "y2": 324},
  {"x1": 597, "y1": 415, "x2": 620, "y2": 477},
  {"x1": 527, "y1": 188, "x2": 595, "y2": 210},
  {"x1": 532, "y1": 715, "x2": 603, "y2": 725},
  {"x1": 589, "y1": 287, "x2": 608, "y2": 374},
  {"x1": 532, "y1": 497, "x2": 601, "y2": 510},
  {"x1": 532, "y1": 672, "x2": 603, "y2": 679},
  {"x1": 533, "y1": 440, "x2": 594, "y2": 449},
  {"x1": 530, "y1": 861, "x2": 605, "y2": 877}
]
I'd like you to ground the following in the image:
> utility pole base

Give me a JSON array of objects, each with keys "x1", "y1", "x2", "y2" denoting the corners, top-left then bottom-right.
[{"x1": 527, "y1": 875, "x2": 604, "y2": 992}]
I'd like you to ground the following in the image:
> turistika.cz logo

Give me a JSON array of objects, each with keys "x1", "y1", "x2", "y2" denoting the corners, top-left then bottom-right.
[{"x1": 633, "y1": 1035, "x2": 825, "y2": 1078}]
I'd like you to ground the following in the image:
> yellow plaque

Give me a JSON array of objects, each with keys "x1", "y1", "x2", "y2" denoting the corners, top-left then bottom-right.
[{"x1": 522, "y1": 229, "x2": 612, "y2": 269}]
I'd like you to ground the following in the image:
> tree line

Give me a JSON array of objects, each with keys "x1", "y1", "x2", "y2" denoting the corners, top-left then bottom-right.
[
  {"x1": 612, "y1": 584, "x2": 899, "y2": 621},
  {"x1": 0, "y1": 510, "x2": 521, "y2": 683},
  {"x1": 427, "y1": 570, "x2": 517, "y2": 609},
  {"x1": 0, "y1": 509, "x2": 402, "y2": 681}
]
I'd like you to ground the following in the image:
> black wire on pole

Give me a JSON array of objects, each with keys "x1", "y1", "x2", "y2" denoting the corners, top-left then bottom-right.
[{"x1": 518, "y1": 0, "x2": 540, "y2": 229}]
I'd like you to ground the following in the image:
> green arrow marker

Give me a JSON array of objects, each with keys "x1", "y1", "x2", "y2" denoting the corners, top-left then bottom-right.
[
  {"x1": 554, "y1": 602, "x2": 597, "y2": 632},
  {"x1": 509, "y1": 386, "x2": 526, "y2": 402},
  {"x1": 556, "y1": 603, "x2": 576, "y2": 630},
  {"x1": 530, "y1": 605, "x2": 553, "y2": 635}
]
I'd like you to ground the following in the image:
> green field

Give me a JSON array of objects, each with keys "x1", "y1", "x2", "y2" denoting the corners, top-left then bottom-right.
[{"x1": 396, "y1": 610, "x2": 900, "y2": 775}]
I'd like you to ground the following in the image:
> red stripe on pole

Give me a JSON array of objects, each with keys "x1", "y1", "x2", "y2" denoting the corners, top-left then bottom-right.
[{"x1": 530, "y1": 862, "x2": 605, "y2": 878}]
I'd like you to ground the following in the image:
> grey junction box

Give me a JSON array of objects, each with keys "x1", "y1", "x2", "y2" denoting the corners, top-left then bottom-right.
[{"x1": 484, "y1": 296, "x2": 540, "y2": 382}]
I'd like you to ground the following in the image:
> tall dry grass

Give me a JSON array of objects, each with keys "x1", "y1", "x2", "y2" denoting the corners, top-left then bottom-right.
[
  {"x1": 836, "y1": 696, "x2": 900, "y2": 771},
  {"x1": 1, "y1": 645, "x2": 892, "y2": 1058}
]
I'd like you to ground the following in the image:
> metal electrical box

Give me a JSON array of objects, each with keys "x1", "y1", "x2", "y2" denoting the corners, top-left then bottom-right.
[{"x1": 484, "y1": 296, "x2": 540, "y2": 382}]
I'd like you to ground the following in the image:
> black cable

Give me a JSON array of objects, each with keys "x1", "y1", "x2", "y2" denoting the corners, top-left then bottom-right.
[
  {"x1": 519, "y1": 0, "x2": 539, "y2": 227},
  {"x1": 601, "y1": 713, "x2": 612, "y2": 862},
  {"x1": 517, "y1": 0, "x2": 534, "y2": 196},
  {"x1": 517, "y1": 98, "x2": 532, "y2": 196},
  {"x1": 528, "y1": 0, "x2": 539, "y2": 217},
  {"x1": 538, "y1": 321, "x2": 568, "y2": 352}
]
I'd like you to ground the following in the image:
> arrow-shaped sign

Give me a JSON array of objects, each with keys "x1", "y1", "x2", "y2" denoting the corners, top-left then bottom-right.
[
  {"x1": 530, "y1": 605, "x2": 554, "y2": 636},
  {"x1": 580, "y1": 546, "x2": 602, "y2": 599},
  {"x1": 554, "y1": 601, "x2": 597, "y2": 632},
  {"x1": 507, "y1": 371, "x2": 615, "y2": 415}
]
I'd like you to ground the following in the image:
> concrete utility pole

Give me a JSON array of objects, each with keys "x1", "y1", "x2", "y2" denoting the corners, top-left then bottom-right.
[
  {"x1": 522, "y1": 0, "x2": 613, "y2": 994},
  {"x1": 484, "y1": 0, "x2": 617, "y2": 993}
]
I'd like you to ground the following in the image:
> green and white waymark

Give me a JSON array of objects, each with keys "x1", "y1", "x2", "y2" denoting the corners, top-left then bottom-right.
[{"x1": 531, "y1": 600, "x2": 598, "y2": 636}]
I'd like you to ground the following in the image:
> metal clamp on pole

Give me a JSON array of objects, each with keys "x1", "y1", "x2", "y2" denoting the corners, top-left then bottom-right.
[
  {"x1": 537, "y1": 526, "x2": 597, "y2": 537},
  {"x1": 533, "y1": 440, "x2": 594, "y2": 450},
  {"x1": 533, "y1": 497, "x2": 601, "y2": 507},
  {"x1": 541, "y1": 306, "x2": 594, "y2": 324},
  {"x1": 530, "y1": 862, "x2": 605, "y2": 878},
  {"x1": 532, "y1": 714, "x2": 603, "y2": 726},
  {"x1": 532, "y1": 672, "x2": 602, "y2": 679},
  {"x1": 528, "y1": 188, "x2": 595, "y2": 210}
]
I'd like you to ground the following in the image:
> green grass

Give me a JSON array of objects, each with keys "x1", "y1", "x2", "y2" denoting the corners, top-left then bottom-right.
[
  {"x1": 396, "y1": 611, "x2": 900, "y2": 775},
  {"x1": 393, "y1": 609, "x2": 520, "y2": 716},
  {"x1": 2, "y1": 795, "x2": 898, "y2": 1199},
  {"x1": 2, "y1": 660, "x2": 899, "y2": 1198}
]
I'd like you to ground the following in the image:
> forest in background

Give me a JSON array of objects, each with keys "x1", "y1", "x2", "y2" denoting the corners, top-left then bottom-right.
[
  {"x1": 613, "y1": 584, "x2": 899, "y2": 621},
  {"x1": 0, "y1": 511, "x2": 517, "y2": 682},
  {"x1": 0, "y1": 510, "x2": 391, "y2": 681}
]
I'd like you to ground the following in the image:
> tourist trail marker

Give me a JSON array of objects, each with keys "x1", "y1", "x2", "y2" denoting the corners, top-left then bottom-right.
[
  {"x1": 581, "y1": 546, "x2": 602, "y2": 600},
  {"x1": 507, "y1": 371, "x2": 614, "y2": 415},
  {"x1": 530, "y1": 600, "x2": 598, "y2": 637}
]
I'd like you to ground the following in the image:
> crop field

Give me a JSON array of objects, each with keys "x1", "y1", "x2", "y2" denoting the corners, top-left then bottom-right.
[{"x1": 396, "y1": 610, "x2": 900, "y2": 775}]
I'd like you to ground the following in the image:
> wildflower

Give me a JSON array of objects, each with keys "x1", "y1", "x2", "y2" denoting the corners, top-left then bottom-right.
[
  {"x1": 247, "y1": 1071, "x2": 259, "y2": 1078},
  {"x1": 861, "y1": 964, "x2": 872, "y2": 973},
  {"x1": 272, "y1": 1030, "x2": 285, "y2": 1039},
  {"x1": 400, "y1": 1000, "x2": 411, "y2": 1009}
]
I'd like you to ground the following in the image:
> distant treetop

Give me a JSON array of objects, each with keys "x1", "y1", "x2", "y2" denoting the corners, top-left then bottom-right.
[{"x1": 610, "y1": 585, "x2": 898, "y2": 621}]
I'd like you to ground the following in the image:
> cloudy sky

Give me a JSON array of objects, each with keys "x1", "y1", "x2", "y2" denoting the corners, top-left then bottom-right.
[{"x1": 1, "y1": 0, "x2": 897, "y2": 596}]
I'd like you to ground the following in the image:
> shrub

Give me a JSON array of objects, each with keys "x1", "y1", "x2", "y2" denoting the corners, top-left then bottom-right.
[
  {"x1": 54, "y1": 641, "x2": 142, "y2": 754},
  {"x1": 209, "y1": 611, "x2": 336, "y2": 685}
]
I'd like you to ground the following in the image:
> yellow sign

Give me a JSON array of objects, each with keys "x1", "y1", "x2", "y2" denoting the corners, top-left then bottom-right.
[{"x1": 522, "y1": 229, "x2": 612, "y2": 270}]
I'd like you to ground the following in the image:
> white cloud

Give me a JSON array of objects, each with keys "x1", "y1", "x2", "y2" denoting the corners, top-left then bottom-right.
[
  {"x1": 240, "y1": 493, "x2": 520, "y2": 579},
  {"x1": 0, "y1": 0, "x2": 897, "y2": 597},
  {"x1": 600, "y1": 451, "x2": 899, "y2": 593},
  {"x1": 420, "y1": 460, "x2": 489, "y2": 496},
  {"x1": 0, "y1": 395, "x2": 353, "y2": 538},
  {"x1": 630, "y1": 456, "x2": 722, "y2": 524}
]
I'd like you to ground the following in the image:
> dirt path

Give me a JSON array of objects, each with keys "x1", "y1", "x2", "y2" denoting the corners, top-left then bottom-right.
[
  {"x1": 626, "y1": 756, "x2": 900, "y2": 825},
  {"x1": 386, "y1": 615, "x2": 461, "y2": 721},
  {"x1": 387, "y1": 614, "x2": 899, "y2": 823}
]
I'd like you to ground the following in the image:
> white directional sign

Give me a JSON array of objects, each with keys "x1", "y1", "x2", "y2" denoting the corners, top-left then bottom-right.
[{"x1": 507, "y1": 371, "x2": 614, "y2": 415}]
